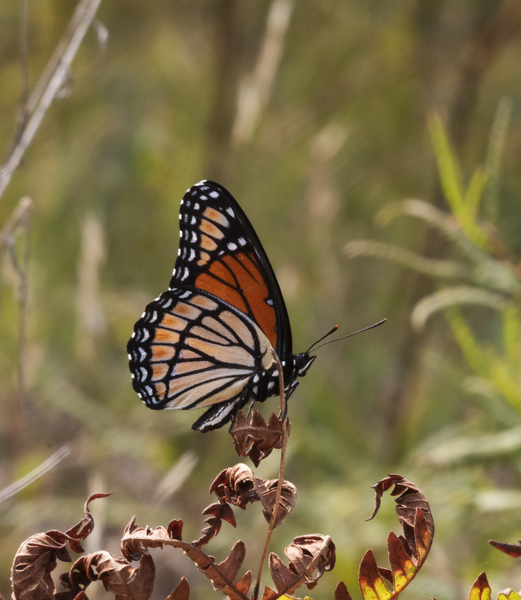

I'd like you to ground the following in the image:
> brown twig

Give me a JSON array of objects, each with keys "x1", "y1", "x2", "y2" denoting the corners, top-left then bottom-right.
[
  {"x1": 253, "y1": 348, "x2": 289, "y2": 600},
  {"x1": 0, "y1": 0, "x2": 103, "y2": 201}
]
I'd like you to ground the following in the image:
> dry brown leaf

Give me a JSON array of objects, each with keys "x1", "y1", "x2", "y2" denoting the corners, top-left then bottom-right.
[
  {"x1": 11, "y1": 493, "x2": 111, "y2": 600},
  {"x1": 212, "y1": 542, "x2": 246, "y2": 591},
  {"x1": 166, "y1": 577, "x2": 190, "y2": 600},
  {"x1": 210, "y1": 464, "x2": 259, "y2": 508},
  {"x1": 490, "y1": 540, "x2": 521, "y2": 558},
  {"x1": 59, "y1": 552, "x2": 155, "y2": 600},
  {"x1": 206, "y1": 463, "x2": 297, "y2": 538},
  {"x1": 65, "y1": 493, "x2": 112, "y2": 554},
  {"x1": 192, "y1": 502, "x2": 237, "y2": 547},
  {"x1": 12, "y1": 531, "x2": 76, "y2": 600},
  {"x1": 121, "y1": 518, "x2": 250, "y2": 600},
  {"x1": 357, "y1": 474, "x2": 435, "y2": 600},
  {"x1": 334, "y1": 580, "x2": 354, "y2": 600},
  {"x1": 231, "y1": 411, "x2": 288, "y2": 467},
  {"x1": 265, "y1": 534, "x2": 336, "y2": 598},
  {"x1": 254, "y1": 478, "x2": 297, "y2": 528}
]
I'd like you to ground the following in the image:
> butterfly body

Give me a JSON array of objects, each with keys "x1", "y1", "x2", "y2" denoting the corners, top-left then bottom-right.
[{"x1": 127, "y1": 181, "x2": 315, "y2": 432}]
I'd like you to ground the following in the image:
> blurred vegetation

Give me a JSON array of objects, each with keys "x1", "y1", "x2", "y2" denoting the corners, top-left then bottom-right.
[{"x1": 2, "y1": 1, "x2": 521, "y2": 599}]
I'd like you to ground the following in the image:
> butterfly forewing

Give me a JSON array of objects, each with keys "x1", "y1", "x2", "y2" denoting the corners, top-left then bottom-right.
[{"x1": 171, "y1": 181, "x2": 292, "y2": 359}]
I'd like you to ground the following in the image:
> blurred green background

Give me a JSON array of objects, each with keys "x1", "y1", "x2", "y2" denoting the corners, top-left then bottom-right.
[{"x1": 2, "y1": 1, "x2": 521, "y2": 598}]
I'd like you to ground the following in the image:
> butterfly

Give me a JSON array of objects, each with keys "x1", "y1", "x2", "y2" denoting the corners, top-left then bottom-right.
[{"x1": 127, "y1": 180, "x2": 316, "y2": 432}]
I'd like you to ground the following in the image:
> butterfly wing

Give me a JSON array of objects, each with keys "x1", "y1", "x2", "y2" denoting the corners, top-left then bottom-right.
[
  {"x1": 127, "y1": 288, "x2": 275, "y2": 429},
  {"x1": 171, "y1": 180, "x2": 293, "y2": 360},
  {"x1": 127, "y1": 180, "x2": 293, "y2": 430}
]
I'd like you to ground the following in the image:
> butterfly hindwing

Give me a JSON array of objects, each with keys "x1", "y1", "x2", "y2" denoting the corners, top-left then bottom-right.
[
  {"x1": 171, "y1": 181, "x2": 293, "y2": 359},
  {"x1": 127, "y1": 288, "x2": 275, "y2": 414}
]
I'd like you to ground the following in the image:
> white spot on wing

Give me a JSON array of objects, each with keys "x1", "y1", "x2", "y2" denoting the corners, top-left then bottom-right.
[
  {"x1": 210, "y1": 191, "x2": 219, "y2": 198},
  {"x1": 228, "y1": 242, "x2": 237, "y2": 251},
  {"x1": 226, "y1": 207, "x2": 235, "y2": 218},
  {"x1": 238, "y1": 237, "x2": 246, "y2": 246}
]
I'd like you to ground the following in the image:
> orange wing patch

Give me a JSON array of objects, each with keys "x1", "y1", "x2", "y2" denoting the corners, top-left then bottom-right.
[
  {"x1": 151, "y1": 363, "x2": 169, "y2": 381},
  {"x1": 173, "y1": 360, "x2": 215, "y2": 375},
  {"x1": 190, "y1": 295, "x2": 219, "y2": 310},
  {"x1": 151, "y1": 345, "x2": 176, "y2": 361},
  {"x1": 160, "y1": 313, "x2": 188, "y2": 331},
  {"x1": 201, "y1": 235, "x2": 218, "y2": 251},
  {"x1": 203, "y1": 207, "x2": 230, "y2": 228},
  {"x1": 225, "y1": 253, "x2": 277, "y2": 347},
  {"x1": 194, "y1": 250, "x2": 277, "y2": 347},
  {"x1": 173, "y1": 302, "x2": 202, "y2": 320},
  {"x1": 154, "y1": 382, "x2": 166, "y2": 400},
  {"x1": 196, "y1": 272, "x2": 248, "y2": 314},
  {"x1": 154, "y1": 328, "x2": 181, "y2": 344},
  {"x1": 200, "y1": 218, "x2": 224, "y2": 240}
]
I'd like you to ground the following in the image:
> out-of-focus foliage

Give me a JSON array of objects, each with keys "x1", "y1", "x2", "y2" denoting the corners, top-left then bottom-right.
[{"x1": 2, "y1": 1, "x2": 521, "y2": 599}]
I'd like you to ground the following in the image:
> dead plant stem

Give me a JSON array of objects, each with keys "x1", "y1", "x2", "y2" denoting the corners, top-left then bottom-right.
[
  {"x1": 0, "y1": 0, "x2": 103, "y2": 201},
  {"x1": 253, "y1": 349, "x2": 288, "y2": 600}
]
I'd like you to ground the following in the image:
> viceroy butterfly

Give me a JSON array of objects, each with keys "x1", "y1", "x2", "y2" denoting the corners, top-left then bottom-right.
[{"x1": 127, "y1": 180, "x2": 317, "y2": 432}]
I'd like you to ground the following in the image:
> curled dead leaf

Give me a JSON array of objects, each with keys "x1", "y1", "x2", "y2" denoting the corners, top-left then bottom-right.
[
  {"x1": 231, "y1": 411, "x2": 288, "y2": 467},
  {"x1": 264, "y1": 534, "x2": 336, "y2": 598},
  {"x1": 65, "y1": 493, "x2": 112, "y2": 554},
  {"x1": 192, "y1": 502, "x2": 236, "y2": 547},
  {"x1": 357, "y1": 474, "x2": 435, "y2": 600},
  {"x1": 59, "y1": 552, "x2": 155, "y2": 600},
  {"x1": 11, "y1": 531, "x2": 73, "y2": 600},
  {"x1": 121, "y1": 517, "x2": 251, "y2": 600},
  {"x1": 210, "y1": 464, "x2": 259, "y2": 508},
  {"x1": 254, "y1": 478, "x2": 297, "y2": 528},
  {"x1": 11, "y1": 493, "x2": 111, "y2": 600}
]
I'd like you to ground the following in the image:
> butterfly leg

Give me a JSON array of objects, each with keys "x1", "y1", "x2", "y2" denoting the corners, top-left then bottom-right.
[{"x1": 245, "y1": 398, "x2": 256, "y2": 419}]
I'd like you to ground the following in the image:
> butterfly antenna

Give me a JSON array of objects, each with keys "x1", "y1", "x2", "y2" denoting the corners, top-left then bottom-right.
[{"x1": 308, "y1": 319, "x2": 387, "y2": 353}]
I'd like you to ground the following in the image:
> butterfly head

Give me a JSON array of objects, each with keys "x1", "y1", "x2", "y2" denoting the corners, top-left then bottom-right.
[{"x1": 294, "y1": 352, "x2": 316, "y2": 377}]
